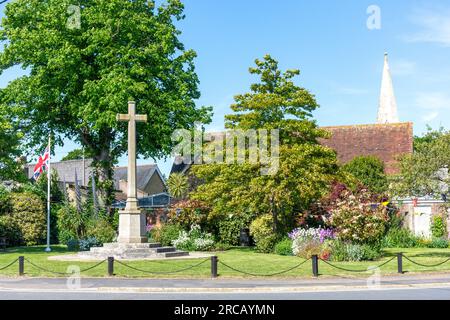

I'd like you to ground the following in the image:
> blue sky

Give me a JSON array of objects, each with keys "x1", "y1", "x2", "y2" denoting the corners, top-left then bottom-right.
[{"x1": 1, "y1": 0, "x2": 450, "y2": 176}]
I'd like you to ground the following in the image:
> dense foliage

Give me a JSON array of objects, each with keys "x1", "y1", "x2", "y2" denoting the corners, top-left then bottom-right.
[
  {"x1": 151, "y1": 223, "x2": 183, "y2": 247},
  {"x1": 57, "y1": 205, "x2": 115, "y2": 245},
  {"x1": 172, "y1": 224, "x2": 214, "y2": 251},
  {"x1": 0, "y1": 112, "x2": 23, "y2": 181},
  {"x1": 192, "y1": 55, "x2": 339, "y2": 242},
  {"x1": 167, "y1": 199, "x2": 209, "y2": 230},
  {"x1": 274, "y1": 238, "x2": 294, "y2": 256},
  {"x1": 61, "y1": 149, "x2": 93, "y2": 161},
  {"x1": 0, "y1": 0, "x2": 211, "y2": 204},
  {"x1": 0, "y1": 192, "x2": 47, "y2": 246},
  {"x1": 327, "y1": 187, "x2": 388, "y2": 244},
  {"x1": 431, "y1": 215, "x2": 447, "y2": 239},
  {"x1": 390, "y1": 128, "x2": 450, "y2": 200},
  {"x1": 249, "y1": 214, "x2": 278, "y2": 253},
  {"x1": 341, "y1": 156, "x2": 388, "y2": 194},
  {"x1": 167, "y1": 173, "x2": 189, "y2": 199}
]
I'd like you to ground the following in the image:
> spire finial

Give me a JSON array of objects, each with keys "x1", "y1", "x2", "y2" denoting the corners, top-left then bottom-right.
[{"x1": 377, "y1": 52, "x2": 399, "y2": 124}]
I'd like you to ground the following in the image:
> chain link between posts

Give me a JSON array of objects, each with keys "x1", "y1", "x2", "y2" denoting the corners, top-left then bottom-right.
[
  {"x1": 218, "y1": 258, "x2": 309, "y2": 277},
  {"x1": 24, "y1": 258, "x2": 107, "y2": 275},
  {"x1": 0, "y1": 258, "x2": 18, "y2": 271},
  {"x1": 403, "y1": 255, "x2": 450, "y2": 268},
  {"x1": 114, "y1": 258, "x2": 210, "y2": 275},
  {"x1": 319, "y1": 256, "x2": 396, "y2": 273}
]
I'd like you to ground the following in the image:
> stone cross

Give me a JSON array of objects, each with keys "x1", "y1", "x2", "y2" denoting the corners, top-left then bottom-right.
[{"x1": 116, "y1": 101, "x2": 148, "y2": 243}]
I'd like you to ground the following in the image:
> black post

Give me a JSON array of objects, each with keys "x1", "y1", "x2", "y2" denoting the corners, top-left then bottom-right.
[
  {"x1": 108, "y1": 257, "x2": 114, "y2": 276},
  {"x1": 312, "y1": 255, "x2": 319, "y2": 277},
  {"x1": 18, "y1": 256, "x2": 24, "y2": 276},
  {"x1": 211, "y1": 256, "x2": 218, "y2": 278},
  {"x1": 397, "y1": 252, "x2": 403, "y2": 274}
]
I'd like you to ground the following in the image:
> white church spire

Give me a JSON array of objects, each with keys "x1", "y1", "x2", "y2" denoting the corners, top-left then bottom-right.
[{"x1": 377, "y1": 53, "x2": 399, "y2": 124}]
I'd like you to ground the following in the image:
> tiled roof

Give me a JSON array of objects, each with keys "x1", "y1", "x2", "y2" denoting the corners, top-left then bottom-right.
[
  {"x1": 113, "y1": 164, "x2": 158, "y2": 191},
  {"x1": 319, "y1": 122, "x2": 413, "y2": 174},
  {"x1": 26, "y1": 159, "x2": 93, "y2": 186},
  {"x1": 26, "y1": 160, "x2": 161, "y2": 190},
  {"x1": 170, "y1": 123, "x2": 414, "y2": 175}
]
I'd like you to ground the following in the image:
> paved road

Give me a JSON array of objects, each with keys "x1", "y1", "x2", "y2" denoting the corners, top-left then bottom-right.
[
  {"x1": 1, "y1": 287, "x2": 450, "y2": 300},
  {"x1": 0, "y1": 273, "x2": 450, "y2": 300}
]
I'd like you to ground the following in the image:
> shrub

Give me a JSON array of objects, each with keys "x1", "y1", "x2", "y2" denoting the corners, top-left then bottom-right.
[
  {"x1": 415, "y1": 237, "x2": 431, "y2": 248},
  {"x1": 78, "y1": 237, "x2": 100, "y2": 251},
  {"x1": 10, "y1": 192, "x2": 46, "y2": 246},
  {"x1": 274, "y1": 238, "x2": 293, "y2": 256},
  {"x1": 85, "y1": 217, "x2": 116, "y2": 244},
  {"x1": 0, "y1": 186, "x2": 11, "y2": 215},
  {"x1": 217, "y1": 216, "x2": 249, "y2": 246},
  {"x1": 214, "y1": 242, "x2": 232, "y2": 251},
  {"x1": 167, "y1": 200, "x2": 210, "y2": 230},
  {"x1": 56, "y1": 206, "x2": 84, "y2": 244},
  {"x1": 431, "y1": 215, "x2": 447, "y2": 239},
  {"x1": 382, "y1": 228, "x2": 418, "y2": 248},
  {"x1": 329, "y1": 241, "x2": 381, "y2": 262},
  {"x1": 328, "y1": 188, "x2": 388, "y2": 244},
  {"x1": 250, "y1": 214, "x2": 277, "y2": 253},
  {"x1": 153, "y1": 223, "x2": 183, "y2": 246},
  {"x1": 344, "y1": 243, "x2": 365, "y2": 261},
  {"x1": 361, "y1": 243, "x2": 383, "y2": 260},
  {"x1": 172, "y1": 225, "x2": 215, "y2": 251},
  {"x1": 341, "y1": 155, "x2": 388, "y2": 194},
  {"x1": 427, "y1": 237, "x2": 449, "y2": 249},
  {"x1": 0, "y1": 215, "x2": 20, "y2": 244},
  {"x1": 67, "y1": 239, "x2": 80, "y2": 251}
]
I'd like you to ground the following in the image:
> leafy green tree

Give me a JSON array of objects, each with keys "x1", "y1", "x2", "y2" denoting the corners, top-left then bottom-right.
[
  {"x1": 167, "y1": 172, "x2": 189, "y2": 199},
  {"x1": 0, "y1": 113, "x2": 23, "y2": 181},
  {"x1": 192, "y1": 55, "x2": 339, "y2": 235},
  {"x1": 390, "y1": 128, "x2": 450, "y2": 200},
  {"x1": 35, "y1": 169, "x2": 64, "y2": 204},
  {"x1": 413, "y1": 125, "x2": 445, "y2": 151},
  {"x1": 341, "y1": 156, "x2": 388, "y2": 194},
  {"x1": 61, "y1": 149, "x2": 93, "y2": 161},
  {"x1": 0, "y1": 0, "x2": 211, "y2": 205}
]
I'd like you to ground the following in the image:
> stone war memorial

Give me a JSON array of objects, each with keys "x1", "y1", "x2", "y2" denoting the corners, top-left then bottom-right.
[{"x1": 77, "y1": 101, "x2": 189, "y2": 260}]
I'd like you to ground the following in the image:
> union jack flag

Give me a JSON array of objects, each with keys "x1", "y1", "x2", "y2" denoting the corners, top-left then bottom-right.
[{"x1": 33, "y1": 146, "x2": 50, "y2": 180}]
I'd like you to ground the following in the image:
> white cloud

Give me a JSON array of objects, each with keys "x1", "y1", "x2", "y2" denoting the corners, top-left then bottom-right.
[{"x1": 404, "y1": 7, "x2": 450, "y2": 47}]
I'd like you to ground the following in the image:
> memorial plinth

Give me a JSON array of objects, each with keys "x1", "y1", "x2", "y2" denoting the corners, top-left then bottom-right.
[{"x1": 79, "y1": 101, "x2": 188, "y2": 259}]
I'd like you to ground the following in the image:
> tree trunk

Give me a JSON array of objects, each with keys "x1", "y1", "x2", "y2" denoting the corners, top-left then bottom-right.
[{"x1": 93, "y1": 148, "x2": 115, "y2": 213}]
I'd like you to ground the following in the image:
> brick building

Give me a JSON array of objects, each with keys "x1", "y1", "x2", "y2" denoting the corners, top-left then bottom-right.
[{"x1": 320, "y1": 122, "x2": 413, "y2": 174}]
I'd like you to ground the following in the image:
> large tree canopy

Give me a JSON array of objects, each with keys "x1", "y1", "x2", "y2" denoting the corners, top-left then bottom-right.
[
  {"x1": 390, "y1": 128, "x2": 450, "y2": 200},
  {"x1": 341, "y1": 155, "x2": 388, "y2": 194},
  {"x1": 191, "y1": 55, "x2": 339, "y2": 234},
  {"x1": 0, "y1": 0, "x2": 211, "y2": 203},
  {"x1": 0, "y1": 111, "x2": 23, "y2": 181}
]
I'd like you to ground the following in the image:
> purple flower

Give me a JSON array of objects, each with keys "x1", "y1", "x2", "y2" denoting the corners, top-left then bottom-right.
[
  {"x1": 146, "y1": 224, "x2": 154, "y2": 232},
  {"x1": 319, "y1": 228, "x2": 334, "y2": 243}
]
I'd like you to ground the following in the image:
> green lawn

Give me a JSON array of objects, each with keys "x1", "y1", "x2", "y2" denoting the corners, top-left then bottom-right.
[{"x1": 0, "y1": 246, "x2": 450, "y2": 278}]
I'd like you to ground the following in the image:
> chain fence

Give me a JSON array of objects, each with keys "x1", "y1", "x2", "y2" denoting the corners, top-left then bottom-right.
[
  {"x1": 114, "y1": 258, "x2": 210, "y2": 275},
  {"x1": 0, "y1": 252, "x2": 450, "y2": 277},
  {"x1": 403, "y1": 255, "x2": 450, "y2": 268},
  {"x1": 319, "y1": 256, "x2": 396, "y2": 273},
  {"x1": 0, "y1": 258, "x2": 18, "y2": 271},
  {"x1": 218, "y1": 259, "x2": 309, "y2": 277},
  {"x1": 24, "y1": 258, "x2": 107, "y2": 276}
]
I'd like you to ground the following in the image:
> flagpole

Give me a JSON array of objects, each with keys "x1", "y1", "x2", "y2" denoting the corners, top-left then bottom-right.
[{"x1": 45, "y1": 134, "x2": 51, "y2": 252}]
